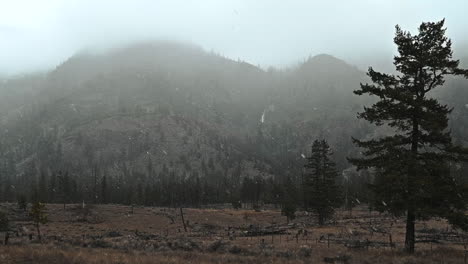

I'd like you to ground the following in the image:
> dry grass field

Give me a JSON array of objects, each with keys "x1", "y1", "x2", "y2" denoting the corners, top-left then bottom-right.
[{"x1": 0, "y1": 203, "x2": 466, "y2": 263}]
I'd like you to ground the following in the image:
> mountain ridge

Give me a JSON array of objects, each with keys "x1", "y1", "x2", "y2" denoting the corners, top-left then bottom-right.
[{"x1": 1, "y1": 41, "x2": 465, "y2": 204}]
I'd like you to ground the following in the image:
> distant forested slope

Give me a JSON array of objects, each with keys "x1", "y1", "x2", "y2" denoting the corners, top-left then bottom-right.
[{"x1": 0, "y1": 42, "x2": 466, "y2": 206}]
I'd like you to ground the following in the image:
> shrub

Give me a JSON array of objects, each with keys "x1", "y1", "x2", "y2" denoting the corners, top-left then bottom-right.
[
  {"x1": 0, "y1": 211, "x2": 8, "y2": 232},
  {"x1": 17, "y1": 195, "x2": 27, "y2": 211},
  {"x1": 231, "y1": 200, "x2": 241, "y2": 209},
  {"x1": 281, "y1": 202, "x2": 296, "y2": 223}
]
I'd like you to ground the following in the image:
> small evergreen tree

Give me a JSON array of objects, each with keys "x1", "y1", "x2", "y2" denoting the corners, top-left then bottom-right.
[
  {"x1": 49, "y1": 172, "x2": 57, "y2": 203},
  {"x1": 101, "y1": 175, "x2": 107, "y2": 204},
  {"x1": 281, "y1": 176, "x2": 297, "y2": 223},
  {"x1": 0, "y1": 210, "x2": 8, "y2": 245},
  {"x1": 17, "y1": 195, "x2": 27, "y2": 211},
  {"x1": 281, "y1": 202, "x2": 296, "y2": 223},
  {"x1": 0, "y1": 211, "x2": 8, "y2": 232},
  {"x1": 231, "y1": 200, "x2": 242, "y2": 209},
  {"x1": 30, "y1": 202, "x2": 48, "y2": 242},
  {"x1": 38, "y1": 171, "x2": 48, "y2": 202},
  {"x1": 58, "y1": 171, "x2": 70, "y2": 210},
  {"x1": 349, "y1": 20, "x2": 468, "y2": 253},
  {"x1": 304, "y1": 139, "x2": 341, "y2": 225}
]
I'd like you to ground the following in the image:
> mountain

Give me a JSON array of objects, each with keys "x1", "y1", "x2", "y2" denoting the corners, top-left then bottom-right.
[{"x1": 5, "y1": 41, "x2": 466, "y2": 205}]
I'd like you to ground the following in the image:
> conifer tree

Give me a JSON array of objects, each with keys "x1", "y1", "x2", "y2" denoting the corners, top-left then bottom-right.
[
  {"x1": 58, "y1": 171, "x2": 70, "y2": 210},
  {"x1": 17, "y1": 195, "x2": 27, "y2": 211},
  {"x1": 101, "y1": 175, "x2": 107, "y2": 204},
  {"x1": 304, "y1": 139, "x2": 341, "y2": 225},
  {"x1": 38, "y1": 171, "x2": 47, "y2": 202},
  {"x1": 0, "y1": 210, "x2": 8, "y2": 245},
  {"x1": 0, "y1": 211, "x2": 8, "y2": 232},
  {"x1": 349, "y1": 20, "x2": 468, "y2": 253},
  {"x1": 30, "y1": 202, "x2": 48, "y2": 242},
  {"x1": 281, "y1": 176, "x2": 297, "y2": 223}
]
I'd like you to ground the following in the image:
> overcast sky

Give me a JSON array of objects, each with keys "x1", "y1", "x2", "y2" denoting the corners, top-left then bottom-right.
[{"x1": 1, "y1": 0, "x2": 467, "y2": 75}]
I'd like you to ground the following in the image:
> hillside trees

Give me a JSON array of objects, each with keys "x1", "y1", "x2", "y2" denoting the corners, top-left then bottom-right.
[
  {"x1": 349, "y1": 20, "x2": 468, "y2": 253},
  {"x1": 0, "y1": 41, "x2": 373, "y2": 207}
]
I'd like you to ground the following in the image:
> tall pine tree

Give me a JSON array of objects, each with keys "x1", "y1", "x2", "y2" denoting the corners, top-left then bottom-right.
[
  {"x1": 304, "y1": 139, "x2": 341, "y2": 225},
  {"x1": 349, "y1": 20, "x2": 468, "y2": 253}
]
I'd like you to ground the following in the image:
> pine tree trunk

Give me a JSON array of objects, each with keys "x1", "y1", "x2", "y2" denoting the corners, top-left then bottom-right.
[
  {"x1": 405, "y1": 114, "x2": 419, "y2": 254},
  {"x1": 405, "y1": 209, "x2": 415, "y2": 253}
]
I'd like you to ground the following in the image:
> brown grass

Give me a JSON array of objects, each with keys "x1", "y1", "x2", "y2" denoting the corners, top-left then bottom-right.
[
  {"x1": 0, "y1": 244, "x2": 464, "y2": 264},
  {"x1": 0, "y1": 203, "x2": 466, "y2": 263}
]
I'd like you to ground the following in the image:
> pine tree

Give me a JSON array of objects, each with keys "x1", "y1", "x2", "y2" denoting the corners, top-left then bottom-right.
[
  {"x1": 30, "y1": 202, "x2": 48, "y2": 242},
  {"x1": 0, "y1": 210, "x2": 8, "y2": 245},
  {"x1": 101, "y1": 175, "x2": 107, "y2": 204},
  {"x1": 349, "y1": 20, "x2": 468, "y2": 253},
  {"x1": 281, "y1": 176, "x2": 297, "y2": 223},
  {"x1": 38, "y1": 171, "x2": 47, "y2": 202},
  {"x1": 17, "y1": 195, "x2": 27, "y2": 211},
  {"x1": 49, "y1": 172, "x2": 57, "y2": 203},
  {"x1": 0, "y1": 211, "x2": 8, "y2": 232},
  {"x1": 304, "y1": 139, "x2": 341, "y2": 225},
  {"x1": 92, "y1": 165, "x2": 98, "y2": 204},
  {"x1": 57, "y1": 171, "x2": 70, "y2": 210}
]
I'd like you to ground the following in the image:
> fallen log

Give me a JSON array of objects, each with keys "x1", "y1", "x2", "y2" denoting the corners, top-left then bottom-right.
[{"x1": 242, "y1": 225, "x2": 288, "y2": 237}]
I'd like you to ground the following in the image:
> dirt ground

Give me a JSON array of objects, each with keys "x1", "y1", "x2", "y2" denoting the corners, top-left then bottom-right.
[{"x1": 0, "y1": 203, "x2": 466, "y2": 263}]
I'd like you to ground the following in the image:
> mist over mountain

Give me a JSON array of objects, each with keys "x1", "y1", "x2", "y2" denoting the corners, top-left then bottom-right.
[
  {"x1": 0, "y1": 42, "x2": 368, "y2": 200},
  {"x1": 0, "y1": 41, "x2": 467, "y2": 205}
]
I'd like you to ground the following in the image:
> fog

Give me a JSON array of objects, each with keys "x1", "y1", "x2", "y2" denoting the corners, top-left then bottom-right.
[{"x1": 1, "y1": 0, "x2": 467, "y2": 76}]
